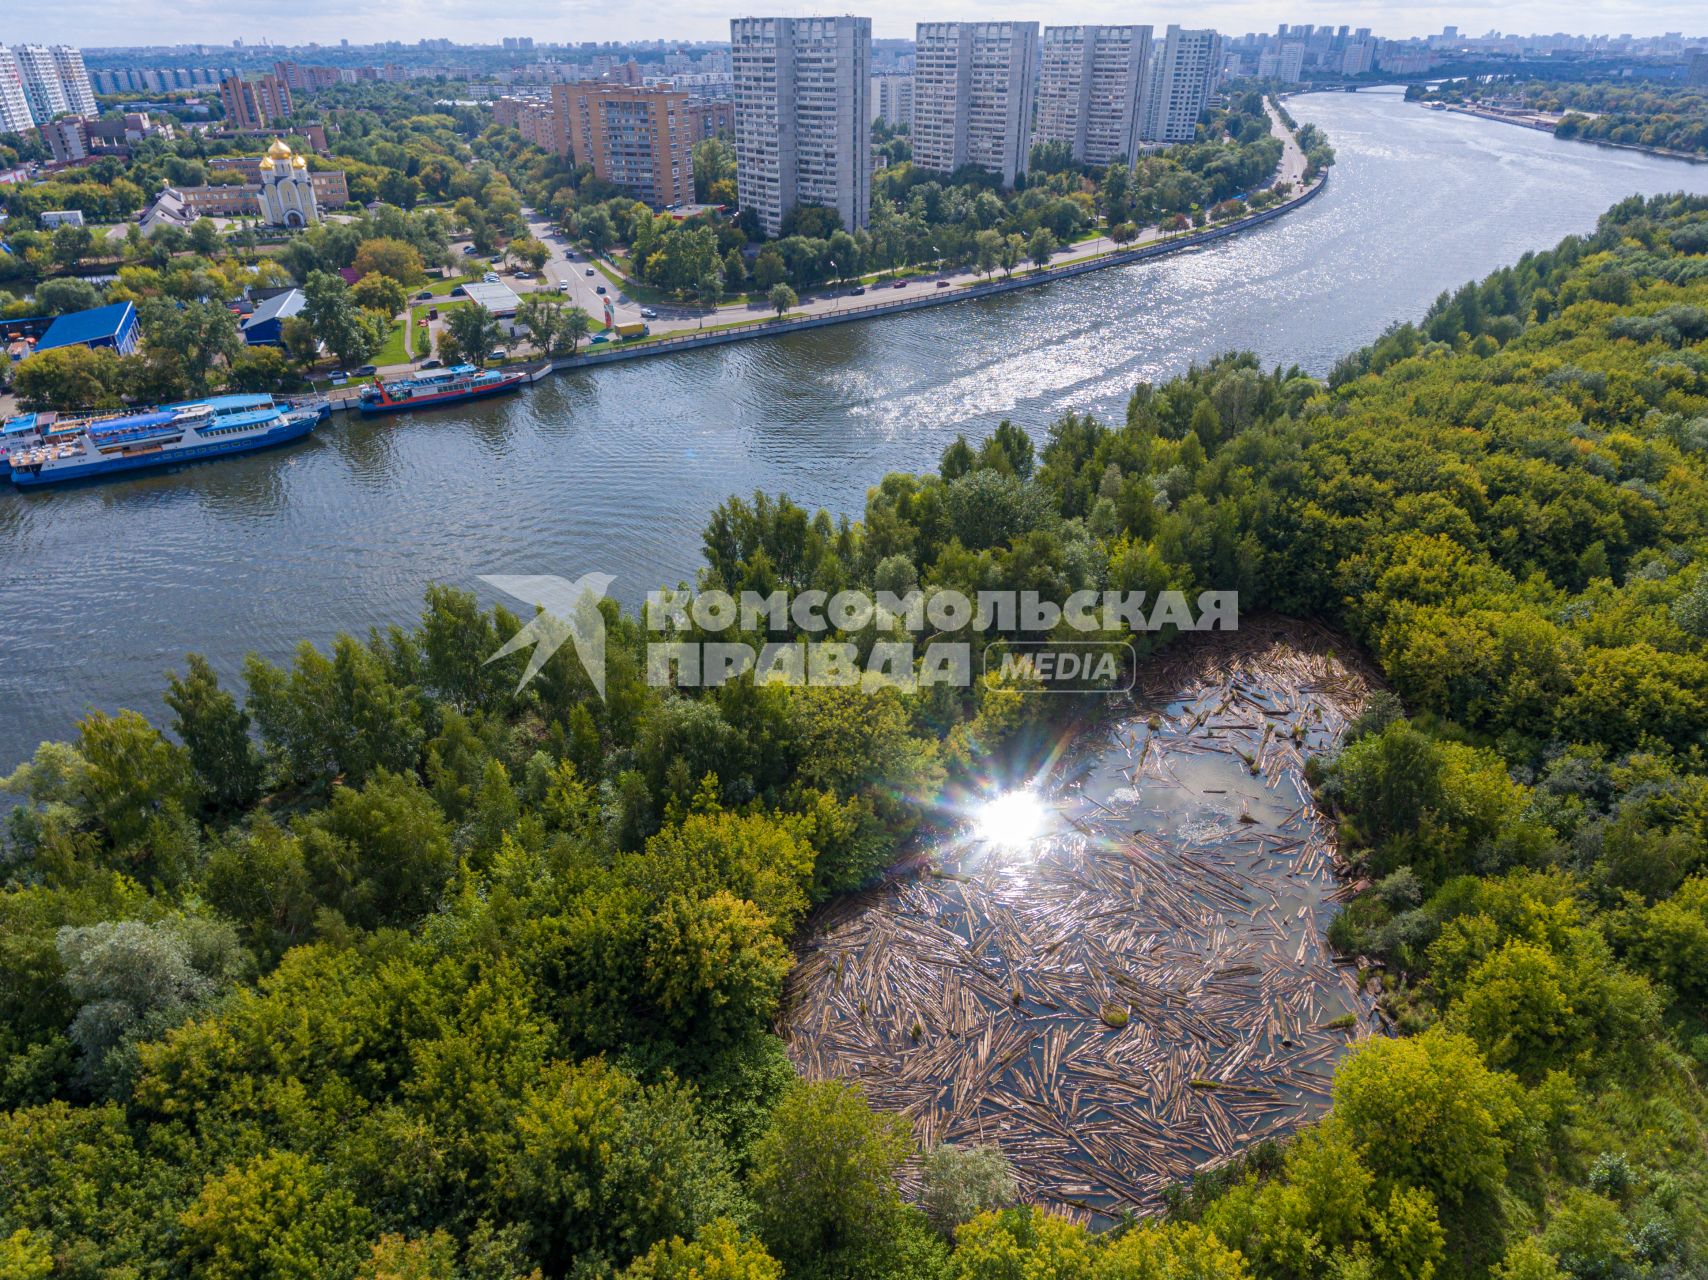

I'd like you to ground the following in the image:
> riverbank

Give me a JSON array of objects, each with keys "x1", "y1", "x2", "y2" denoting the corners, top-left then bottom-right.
[
  {"x1": 548, "y1": 176, "x2": 1328, "y2": 375},
  {"x1": 294, "y1": 174, "x2": 1329, "y2": 411},
  {"x1": 1418, "y1": 100, "x2": 1708, "y2": 164}
]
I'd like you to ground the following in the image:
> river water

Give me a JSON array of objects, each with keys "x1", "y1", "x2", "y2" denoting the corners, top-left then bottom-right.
[{"x1": 4, "y1": 88, "x2": 1708, "y2": 768}]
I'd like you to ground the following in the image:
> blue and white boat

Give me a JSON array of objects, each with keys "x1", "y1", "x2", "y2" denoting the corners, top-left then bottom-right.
[{"x1": 7, "y1": 394, "x2": 328, "y2": 488}]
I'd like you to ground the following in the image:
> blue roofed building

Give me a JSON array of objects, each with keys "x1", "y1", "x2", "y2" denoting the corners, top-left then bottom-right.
[
  {"x1": 240, "y1": 288, "x2": 305, "y2": 346},
  {"x1": 34, "y1": 301, "x2": 141, "y2": 357}
]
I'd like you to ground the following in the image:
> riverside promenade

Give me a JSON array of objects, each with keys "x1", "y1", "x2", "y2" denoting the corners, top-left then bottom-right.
[{"x1": 549, "y1": 172, "x2": 1328, "y2": 376}]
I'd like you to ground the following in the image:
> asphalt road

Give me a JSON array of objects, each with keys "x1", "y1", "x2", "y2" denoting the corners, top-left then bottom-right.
[{"x1": 379, "y1": 106, "x2": 1314, "y2": 372}]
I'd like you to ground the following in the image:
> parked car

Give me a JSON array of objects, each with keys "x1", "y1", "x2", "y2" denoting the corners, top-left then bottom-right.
[
  {"x1": 639, "y1": 307, "x2": 657, "y2": 319},
  {"x1": 419, "y1": 358, "x2": 444, "y2": 369},
  {"x1": 355, "y1": 365, "x2": 378, "y2": 376},
  {"x1": 596, "y1": 285, "x2": 607, "y2": 295},
  {"x1": 482, "y1": 272, "x2": 501, "y2": 284},
  {"x1": 461, "y1": 245, "x2": 479, "y2": 256},
  {"x1": 415, "y1": 289, "x2": 433, "y2": 300},
  {"x1": 487, "y1": 348, "x2": 507, "y2": 362}
]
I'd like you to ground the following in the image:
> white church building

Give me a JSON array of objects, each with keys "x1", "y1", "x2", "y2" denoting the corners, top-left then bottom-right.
[{"x1": 257, "y1": 138, "x2": 320, "y2": 227}]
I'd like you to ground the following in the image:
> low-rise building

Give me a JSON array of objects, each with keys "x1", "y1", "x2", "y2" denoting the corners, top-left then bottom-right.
[
  {"x1": 40, "y1": 210, "x2": 84, "y2": 228},
  {"x1": 457, "y1": 280, "x2": 521, "y2": 317},
  {"x1": 241, "y1": 288, "x2": 305, "y2": 345},
  {"x1": 33, "y1": 301, "x2": 140, "y2": 357}
]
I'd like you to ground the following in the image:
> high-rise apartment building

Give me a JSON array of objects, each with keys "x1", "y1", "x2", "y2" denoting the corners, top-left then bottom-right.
[
  {"x1": 1033, "y1": 25, "x2": 1153, "y2": 166},
  {"x1": 912, "y1": 22, "x2": 1037, "y2": 186},
  {"x1": 50, "y1": 47, "x2": 96, "y2": 116},
  {"x1": 0, "y1": 48, "x2": 35, "y2": 133},
  {"x1": 14, "y1": 46, "x2": 70, "y2": 124},
  {"x1": 220, "y1": 74, "x2": 293, "y2": 131},
  {"x1": 592, "y1": 87, "x2": 696, "y2": 208},
  {"x1": 1689, "y1": 49, "x2": 1708, "y2": 87},
  {"x1": 1142, "y1": 26, "x2": 1222, "y2": 146},
  {"x1": 548, "y1": 83, "x2": 697, "y2": 207},
  {"x1": 730, "y1": 15, "x2": 871, "y2": 236},
  {"x1": 871, "y1": 73, "x2": 913, "y2": 129}
]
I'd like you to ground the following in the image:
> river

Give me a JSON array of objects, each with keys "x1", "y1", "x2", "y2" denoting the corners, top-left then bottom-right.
[{"x1": 4, "y1": 88, "x2": 1708, "y2": 768}]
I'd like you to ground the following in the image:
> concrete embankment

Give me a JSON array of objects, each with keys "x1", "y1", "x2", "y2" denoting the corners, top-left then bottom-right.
[{"x1": 549, "y1": 175, "x2": 1330, "y2": 374}]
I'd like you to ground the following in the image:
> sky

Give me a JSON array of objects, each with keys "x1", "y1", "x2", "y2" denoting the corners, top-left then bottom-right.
[{"x1": 6, "y1": 0, "x2": 1705, "y2": 47}]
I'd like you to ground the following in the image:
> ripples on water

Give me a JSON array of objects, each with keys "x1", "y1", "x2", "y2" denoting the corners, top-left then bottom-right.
[{"x1": 4, "y1": 89, "x2": 1708, "y2": 762}]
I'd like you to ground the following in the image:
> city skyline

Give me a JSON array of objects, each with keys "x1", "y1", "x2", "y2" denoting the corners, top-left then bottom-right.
[{"x1": 4, "y1": 1, "x2": 1706, "y2": 49}]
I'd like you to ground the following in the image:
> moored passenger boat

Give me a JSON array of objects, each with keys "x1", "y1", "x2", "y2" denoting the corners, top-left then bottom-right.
[
  {"x1": 357, "y1": 364, "x2": 528, "y2": 415},
  {"x1": 7, "y1": 394, "x2": 328, "y2": 488}
]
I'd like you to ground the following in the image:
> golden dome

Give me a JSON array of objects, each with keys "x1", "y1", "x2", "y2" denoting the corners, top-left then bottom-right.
[
  {"x1": 259, "y1": 156, "x2": 276, "y2": 171},
  {"x1": 266, "y1": 138, "x2": 293, "y2": 159},
  {"x1": 290, "y1": 153, "x2": 307, "y2": 169}
]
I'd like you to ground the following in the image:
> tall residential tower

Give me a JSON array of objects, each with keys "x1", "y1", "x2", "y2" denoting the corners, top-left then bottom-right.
[
  {"x1": 730, "y1": 15, "x2": 871, "y2": 236},
  {"x1": 0, "y1": 48, "x2": 35, "y2": 133},
  {"x1": 1142, "y1": 26, "x2": 1222, "y2": 145},
  {"x1": 912, "y1": 22, "x2": 1038, "y2": 186},
  {"x1": 1033, "y1": 25, "x2": 1153, "y2": 166}
]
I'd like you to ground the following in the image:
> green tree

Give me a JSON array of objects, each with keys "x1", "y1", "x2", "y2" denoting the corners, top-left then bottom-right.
[
  {"x1": 920, "y1": 1144, "x2": 1018, "y2": 1237},
  {"x1": 749, "y1": 1079, "x2": 912, "y2": 1272},
  {"x1": 351, "y1": 272, "x2": 409, "y2": 318},
  {"x1": 352, "y1": 236, "x2": 427, "y2": 284},
  {"x1": 768, "y1": 283, "x2": 797, "y2": 318},
  {"x1": 644, "y1": 891, "x2": 793, "y2": 1048},
  {"x1": 303, "y1": 270, "x2": 386, "y2": 371},
  {"x1": 75, "y1": 709, "x2": 199, "y2": 860},
  {"x1": 501, "y1": 1058, "x2": 739, "y2": 1274},
  {"x1": 1332, "y1": 1030, "x2": 1524, "y2": 1212},
  {"x1": 179, "y1": 1150, "x2": 371, "y2": 1280},
  {"x1": 949, "y1": 1207, "x2": 1093, "y2": 1280},
  {"x1": 622, "y1": 1218, "x2": 782, "y2": 1280},
  {"x1": 165, "y1": 653, "x2": 263, "y2": 812},
  {"x1": 445, "y1": 304, "x2": 502, "y2": 367},
  {"x1": 1028, "y1": 228, "x2": 1058, "y2": 271},
  {"x1": 11, "y1": 344, "x2": 127, "y2": 409}
]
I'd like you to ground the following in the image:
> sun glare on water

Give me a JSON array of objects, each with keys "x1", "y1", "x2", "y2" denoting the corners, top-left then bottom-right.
[{"x1": 973, "y1": 789, "x2": 1049, "y2": 852}]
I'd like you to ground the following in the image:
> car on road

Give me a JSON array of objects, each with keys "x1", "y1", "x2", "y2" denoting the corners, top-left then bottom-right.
[
  {"x1": 419, "y1": 358, "x2": 444, "y2": 369},
  {"x1": 892, "y1": 280, "x2": 907, "y2": 289},
  {"x1": 595, "y1": 285, "x2": 607, "y2": 294},
  {"x1": 584, "y1": 267, "x2": 595, "y2": 276},
  {"x1": 936, "y1": 280, "x2": 951, "y2": 288},
  {"x1": 415, "y1": 290, "x2": 433, "y2": 300},
  {"x1": 355, "y1": 365, "x2": 378, "y2": 377},
  {"x1": 639, "y1": 308, "x2": 657, "y2": 319},
  {"x1": 849, "y1": 286, "x2": 865, "y2": 295}
]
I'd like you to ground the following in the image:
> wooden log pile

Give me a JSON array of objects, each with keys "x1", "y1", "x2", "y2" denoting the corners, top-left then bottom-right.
[{"x1": 779, "y1": 622, "x2": 1382, "y2": 1219}]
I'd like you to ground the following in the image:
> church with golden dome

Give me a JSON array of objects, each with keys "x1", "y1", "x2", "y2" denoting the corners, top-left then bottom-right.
[{"x1": 256, "y1": 138, "x2": 320, "y2": 228}]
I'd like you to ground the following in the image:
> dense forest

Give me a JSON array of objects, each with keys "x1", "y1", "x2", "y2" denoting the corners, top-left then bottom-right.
[{"x1": 5, "y1": 192, "x2": 1708, "y2": 1279}]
